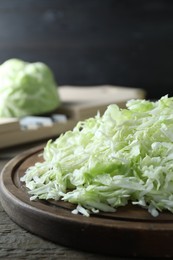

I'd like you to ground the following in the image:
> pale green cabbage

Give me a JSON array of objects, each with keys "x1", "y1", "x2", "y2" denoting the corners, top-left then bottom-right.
[
  {"x1": 21, "y1": 95, "x2": 173, "y2": 217},
  {"x1": 0, "y1": 59, "x2": 60, "y2": 117}
]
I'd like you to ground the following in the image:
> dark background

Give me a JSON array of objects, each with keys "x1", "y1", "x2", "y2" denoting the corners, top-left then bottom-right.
[{"x1": 0, "y1": 0, "x2": 173, "y2": 99}]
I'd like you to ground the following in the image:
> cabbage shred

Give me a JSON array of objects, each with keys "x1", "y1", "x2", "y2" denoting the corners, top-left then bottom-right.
[{"x1": 21, "y1": 95, "x2": 173, "y2": 217}]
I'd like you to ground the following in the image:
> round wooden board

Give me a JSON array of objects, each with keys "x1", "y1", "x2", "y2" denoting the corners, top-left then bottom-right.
[{"x1": 1, "y1": 145, "x2": 173, "y2": 258}]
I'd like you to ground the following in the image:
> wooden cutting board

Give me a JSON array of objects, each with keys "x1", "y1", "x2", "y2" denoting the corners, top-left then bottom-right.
[{"x1": 1, "y1": 145, "x2": 173, "y2": 258}]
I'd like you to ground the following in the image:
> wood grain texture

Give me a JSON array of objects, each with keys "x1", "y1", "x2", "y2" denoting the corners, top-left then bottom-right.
[{"x1": 0, "y1": 0, "x2": 172, "y2": 99}]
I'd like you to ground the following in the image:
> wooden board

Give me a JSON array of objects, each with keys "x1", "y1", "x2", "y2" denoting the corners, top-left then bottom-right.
[
  {"x1": 0, "y1": 85, "x2": 146, "y2": 149},
  {"x1": 0, "y1": 118, "x2": 20, "y2": 133},
  {"x1": 1, "y1": 145, "x2": 173, "y2": 258},
  {"x1": 58, "y1": 85, "x2": 145, "y2": 120},
  {"x1": 0, "y1": 119, "x2": 77, "y2": 149}
]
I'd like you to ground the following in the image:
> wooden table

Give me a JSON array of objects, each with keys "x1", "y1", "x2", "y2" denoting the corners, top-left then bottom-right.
[{"x1": 1, "y1": 141, "x2": 140, "y2": 260}]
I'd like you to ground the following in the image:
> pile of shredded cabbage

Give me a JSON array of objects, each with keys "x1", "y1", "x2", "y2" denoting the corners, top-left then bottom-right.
[{"x1": 21, "y1": 95, "x2": 173, "y2": 217}]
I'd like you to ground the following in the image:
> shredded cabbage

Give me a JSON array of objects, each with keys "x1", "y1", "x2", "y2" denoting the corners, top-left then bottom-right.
[{"x1": 21, "y1": 95, "x2": 173, "y2": 217}]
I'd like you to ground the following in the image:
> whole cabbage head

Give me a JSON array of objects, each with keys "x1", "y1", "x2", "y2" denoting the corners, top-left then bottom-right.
[{"x1": 0, "y1": 59, "x2": 61, "y2": 117}]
